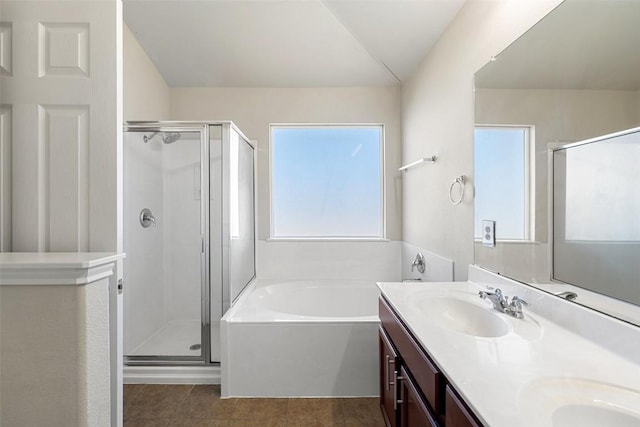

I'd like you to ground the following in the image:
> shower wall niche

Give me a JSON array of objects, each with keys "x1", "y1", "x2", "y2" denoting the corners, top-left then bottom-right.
[{"x1": 123, "y1": 122, "x2": 255, "y2": 365}]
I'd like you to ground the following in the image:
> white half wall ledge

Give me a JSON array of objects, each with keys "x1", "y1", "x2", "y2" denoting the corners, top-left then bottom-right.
[
  {"x1": 0, "y1": 252, "x2": 125, "y2": 285},
  {"x1": 0, "y1": 251, "x2": 123, "y2": 427}
]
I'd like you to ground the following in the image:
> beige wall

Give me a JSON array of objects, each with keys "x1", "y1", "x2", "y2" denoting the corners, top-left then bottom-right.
[
  {"x1": 124, "y1": 24, "x2": 170, "y2": 121},
  {"x1": 170, "y1": 87, "x2": 403, "y2": 241},
  {"x1": 401, "y1": 0, "x2": 563, "y2": 280}
]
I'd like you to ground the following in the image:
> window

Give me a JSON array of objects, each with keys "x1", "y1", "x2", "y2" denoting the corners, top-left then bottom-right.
[
  {"x1": 474, "y1": 126, "x2": 533, "y2": 241},
  {"x1": 270, "y1": 125, "x2": 384, "y2": 239}
]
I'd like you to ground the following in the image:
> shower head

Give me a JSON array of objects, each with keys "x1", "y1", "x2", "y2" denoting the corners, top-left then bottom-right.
[
  {"x1": 162, "y1": 132, "x2": 181, "y2": 144},
  {"x1": 142, "y1": 131, "x2": 182, "y2": 144}
]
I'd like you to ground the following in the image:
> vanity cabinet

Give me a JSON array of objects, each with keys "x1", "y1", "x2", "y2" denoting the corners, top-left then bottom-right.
[
  {"x1": 445, "y1": 386, "x2": 481, "y2": 427},
  {"x1": 380, "y1": 326, "x2": 399, "y2": 427},
  {"x1": 379, "y1": 297, "x2": 483, "y2": 427},
  {"x1": 399, "y1": 366, "x2": 438, "y2": 427}
]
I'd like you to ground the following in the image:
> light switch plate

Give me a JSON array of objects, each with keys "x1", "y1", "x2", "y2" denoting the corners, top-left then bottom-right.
[{"x1": 482, "y1": 220, "x2": 496, "y2": 247}]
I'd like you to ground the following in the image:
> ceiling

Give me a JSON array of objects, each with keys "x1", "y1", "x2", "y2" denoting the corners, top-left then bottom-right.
[{"x1": 123, "y1": 0, "x2": 465, "y2": 88}]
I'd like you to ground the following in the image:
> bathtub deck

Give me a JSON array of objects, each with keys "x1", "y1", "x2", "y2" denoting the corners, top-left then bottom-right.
[{"x1": 124, "y1": 384, "x2": 385, "y2": 426}]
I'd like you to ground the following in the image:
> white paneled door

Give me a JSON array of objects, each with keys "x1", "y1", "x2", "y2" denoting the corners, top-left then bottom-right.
[
  {"x1": 0, "y1": 1, "x2": 123, "y2": 426},
  {"x1": 0, "y1": 0, "x2": 121, "y2": 253}
]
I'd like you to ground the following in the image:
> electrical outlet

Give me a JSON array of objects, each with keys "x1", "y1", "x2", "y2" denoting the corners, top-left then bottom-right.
[{"x1": 482, "y1": 220, "x2": 496, "y2": 247}]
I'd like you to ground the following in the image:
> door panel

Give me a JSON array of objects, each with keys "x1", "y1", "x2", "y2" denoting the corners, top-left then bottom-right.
[
  {"x1": 0, "y1": 1, "x2": 119, "y2": 252},
  {"x1": 123, "y1": 129, "x2": 205, "y2": 360}
]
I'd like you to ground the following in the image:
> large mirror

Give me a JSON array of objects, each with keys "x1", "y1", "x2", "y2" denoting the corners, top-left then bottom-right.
[{"x1": 474, "y1": 0, "x2": 640, "y2": 324}]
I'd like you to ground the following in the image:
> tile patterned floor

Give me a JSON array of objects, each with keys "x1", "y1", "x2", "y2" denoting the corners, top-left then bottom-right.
[{"x1": 124, "y1": 384, "x2": 386, "y2": 427}]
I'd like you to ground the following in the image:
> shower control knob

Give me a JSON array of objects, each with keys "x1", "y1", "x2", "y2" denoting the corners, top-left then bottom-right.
[{"x1": 140, "y1": 208, "x2": 156, "y2": 228}]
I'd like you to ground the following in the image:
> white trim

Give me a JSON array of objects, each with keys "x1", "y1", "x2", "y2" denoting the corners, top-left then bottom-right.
[
  {"x1": 474, "y1": 238, "x2": 537, "y2": 244},
  {"x1": 124, "y1": 365, "x2": 220, "y2": 385},
  {"x1": 0, "y1": 252, "x2": 123, "y2": 285},
  {"x1": 266, "y1": 237, "x2": 391, "y2": 243},
  {"x1": 550, "y1": 125, "x2": 640, "y2": 152}
]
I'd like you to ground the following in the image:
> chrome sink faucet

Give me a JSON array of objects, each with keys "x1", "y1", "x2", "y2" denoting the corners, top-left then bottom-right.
[
  {"x1": 478, "y1": 287, "x2": 507, "y2": 311},
  {"x1": 478, "y1": 287, "x2": 530, "y2": 319}
]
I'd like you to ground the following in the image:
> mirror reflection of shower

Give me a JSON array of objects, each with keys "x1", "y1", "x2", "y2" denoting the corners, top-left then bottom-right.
[{"x1": 143, "y1": 131, "x2": 182, "y2": 144}]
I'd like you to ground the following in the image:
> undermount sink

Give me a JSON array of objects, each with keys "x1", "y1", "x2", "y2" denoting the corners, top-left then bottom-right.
[
  {"x1": 520, "y1": 377, "x2": 640, "y2": 427},
  {"x1": 409, "y1": 290, "x2": 542, "y2": 340},
  {"x1": 411, "y1": 294, "x2": 510, "y2": 338}
]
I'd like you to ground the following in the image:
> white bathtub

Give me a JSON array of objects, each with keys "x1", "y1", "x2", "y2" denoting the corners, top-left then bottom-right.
[{"x1": 221, "y1": 279, "x2": 380, "y2": 397}]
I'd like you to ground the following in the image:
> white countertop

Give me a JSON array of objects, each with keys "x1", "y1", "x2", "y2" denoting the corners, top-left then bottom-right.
[
  {"x1": 0, "y1": 252, "x2": 124, "y2": 285},
  {"x1": 378, "y1": 280, "x2": 640, "y2": 427}
]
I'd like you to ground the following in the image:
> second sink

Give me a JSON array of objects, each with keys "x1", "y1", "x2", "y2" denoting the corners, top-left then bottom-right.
[{"x1": 519, "y1": 377, "x2": 640, "y2": 427}]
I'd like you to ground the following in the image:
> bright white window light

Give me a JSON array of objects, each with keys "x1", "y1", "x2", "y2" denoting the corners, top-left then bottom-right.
[
  {"x1": 270, "y1": 125, "x2": 384, "y2": 239},
  {"x1": 474, "y1": 126, "x2": 532, "y2": 241}
]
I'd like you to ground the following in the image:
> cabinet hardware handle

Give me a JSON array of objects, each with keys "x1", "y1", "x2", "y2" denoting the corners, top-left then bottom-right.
[
  {"x1": 386, "y1": 356, "x2": 395, "y2": 391},
  {"x1": 394, "y1": 375, "x2": 404, "y2": 410}
]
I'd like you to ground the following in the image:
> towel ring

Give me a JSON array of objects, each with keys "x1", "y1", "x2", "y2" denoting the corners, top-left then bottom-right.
[{"x1": 449, "y1": 175, "x2": 465, "y2": 205}]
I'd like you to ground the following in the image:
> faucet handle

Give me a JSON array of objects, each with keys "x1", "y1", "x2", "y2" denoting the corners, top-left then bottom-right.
[
  {"x1": 479, "y1": 286, "x2": 503, "y2": 299},
  {"x1": 511, "y1": 296, "x2": 529, "y2": 306}
]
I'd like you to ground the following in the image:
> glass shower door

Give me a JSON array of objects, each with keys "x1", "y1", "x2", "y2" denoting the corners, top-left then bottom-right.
[{"x1": 123, "y1": 126, "x2": 208, "y2": 361}]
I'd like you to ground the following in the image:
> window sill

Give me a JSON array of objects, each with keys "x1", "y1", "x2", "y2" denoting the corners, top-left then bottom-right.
[
  {"x1": 474, "y1": 238, "x2": 539, "y2": 244},
  {"x1": 266, "y1": 237, "x2": 390, "y2": 243}
]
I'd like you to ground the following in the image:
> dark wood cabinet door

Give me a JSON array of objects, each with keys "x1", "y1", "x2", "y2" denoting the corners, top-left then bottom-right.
[
  {"x1": 380, "y1": 327, "x2": 399, "y2": 427},
  {"x1": 380, "y1": 297, "x2": 444, "y2": 416},
  {"x1": 445, "y1": 385, "x2": 481, "y2": 427},
  {"x1": 399, "y1": 367, "x2": 438, "y2": 427}
]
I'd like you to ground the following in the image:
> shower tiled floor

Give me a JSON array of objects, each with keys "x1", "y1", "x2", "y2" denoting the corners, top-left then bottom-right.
[
  {"x1": 129, "y1": 321, "x2": 202, "y2": 357},
  {"x1": 124, "y1": 384, "x2": 385, "y2": 427}
]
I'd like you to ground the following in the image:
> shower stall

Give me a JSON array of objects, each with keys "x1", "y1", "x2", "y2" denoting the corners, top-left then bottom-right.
[{"x1": 122, "y1": 122, "x2": 255, "y2": 372}]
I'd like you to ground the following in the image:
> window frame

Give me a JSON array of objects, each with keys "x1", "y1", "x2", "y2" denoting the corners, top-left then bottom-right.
[
  {"x1": 268, "y1": 123, "x2": 386, "y2": 241},
  {"x1": 474, "y1": 124, "x2": 535, "y2": 242}
]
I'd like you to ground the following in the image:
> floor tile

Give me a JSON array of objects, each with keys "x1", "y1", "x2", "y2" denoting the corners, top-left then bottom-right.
[
  {"x1": 124, "y1": 385, "x2": 385, "y2": 427},
  {"x1": 125, "y1": 384, "x2": 194, "y2": 420},
  {"x1": 287, "y1": 398, "x2": 345, "y2": 426},
  {"x1": 173, "y1": 394, "x2": 236, "y2": 419},
  {"x1": 124, "y1": 384, "x2": 146, "y2": 401},
  {"x1": 167, "y1": 419, "x2": 230, "y2": 427},
  {"x1": 189, "y1": 384, "x2": 222, "y2": 399},
  {"x1": 344, "y1": 416, "x2": 386, "y2": 427},
  {"x1": 227, "y1": 418, "x2": 287, "y2": 427},
  {"x1": 342, "y1": 397, "x2": 384, "y2": 425},
  {"x1": 124, "y1": 419, "x2": 170, "y2": 427},
  {"x1": 230, "y1": 398, "x2": 289, "y2": 420},
  {"x1": 286, "y1": 417, "x2": 345, "y2": 427}
]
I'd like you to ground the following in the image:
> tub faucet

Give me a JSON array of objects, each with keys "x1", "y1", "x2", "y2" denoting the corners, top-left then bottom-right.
[
  {"x1": 479, "y1": 287, "x2": 530, "y2": 319},
  {"x1": 411, "y1": 252, "x2": 425, "y2": 274}
]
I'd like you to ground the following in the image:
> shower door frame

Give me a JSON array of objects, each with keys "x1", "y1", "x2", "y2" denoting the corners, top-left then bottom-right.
[{"x1": 123, "y1": 122, "x2": 211, "y2": 365}]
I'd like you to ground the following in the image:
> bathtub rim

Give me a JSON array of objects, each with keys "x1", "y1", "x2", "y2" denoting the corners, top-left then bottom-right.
[{"x1": 222, "y1": 278, "x2": 381, "y2": 324}]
